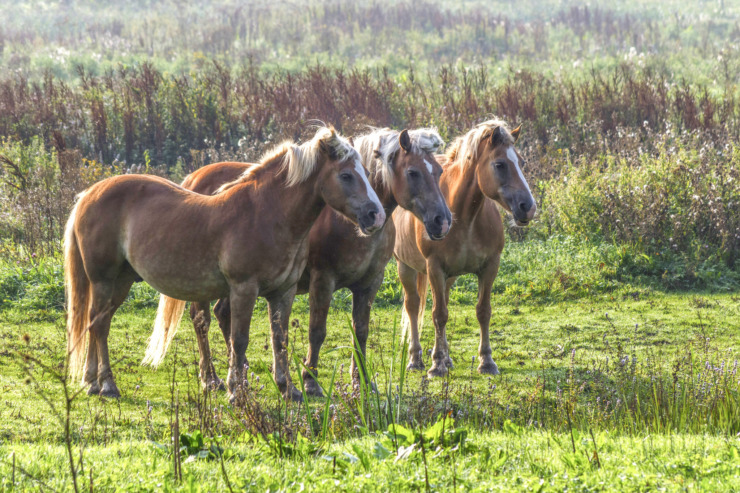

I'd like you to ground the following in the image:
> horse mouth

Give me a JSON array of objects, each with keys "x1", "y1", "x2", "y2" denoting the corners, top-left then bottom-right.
[
  {"x1": 360, "y1": 224, "x2": 381, "y2": 235},
  {"x1": 429, "y1": 232, "x2": 447, "y2": 241},
  {"x1": 515, "y1": 218, "x2": 530, "y2": 227}
]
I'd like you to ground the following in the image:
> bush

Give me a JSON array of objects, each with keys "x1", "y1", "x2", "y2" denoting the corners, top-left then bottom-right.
[{"x1": 543, "y1": 141, "x2": 740, "y2": 271}]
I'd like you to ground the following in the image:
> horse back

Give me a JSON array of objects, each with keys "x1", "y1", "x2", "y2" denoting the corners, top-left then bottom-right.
[{"x1": 182, "y1": 162, "x2": 254, "y2": 195}]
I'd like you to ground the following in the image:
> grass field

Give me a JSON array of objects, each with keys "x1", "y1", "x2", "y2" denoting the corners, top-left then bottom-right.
[{"x1": 1, "y1": 239, "x2": 739, "y2": 491}]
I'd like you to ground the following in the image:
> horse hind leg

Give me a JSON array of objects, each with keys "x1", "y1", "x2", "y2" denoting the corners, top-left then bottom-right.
[
  {"x1": 443, "y1": 277, "x2": 456, "y2": 370},
  {"x1": 398, "y1": 261, "x2": 424, "y2": 371},
  {"x1": 350, "y1": 274, "x2": 383, "y2": 393},
  {"x1": 90, "y1": 277, "x2": 134, "y2": 398},
  {"x1": 85, "y1": 331, "x2": 101, "y2": 395},
  {"x1": 190, "y1": 301, "x2": 225, "y2": 391}
]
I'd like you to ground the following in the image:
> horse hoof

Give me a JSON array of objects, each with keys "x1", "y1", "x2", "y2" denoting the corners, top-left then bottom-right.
[
  {"x1": 99, "y1": 383, "x2": 120, "y2": 399},
  {"x1": 427, "y1": 364, "x2": 448, "y2": 378},
  {"x1": 285, "y1": 386, "x2": 303, "y2": 402},
  {"x1": 204, "y1": 379, "x2": 226, "y2": 392},
  {"x1": 304, "y1": 381, "x2": 324, "y2": 398},
  {"x1": 87, "y1": 383, "x2": 101, "y2": 396},
  {"x1": 478, "y1": 361, "x2": 500, "y2": 375},
  {"x1": 406, "y1": 360, "x2": 425, "y2": 372},
  {"x1": 445, "y1": 357, "x2": 454, "y2": 369}
]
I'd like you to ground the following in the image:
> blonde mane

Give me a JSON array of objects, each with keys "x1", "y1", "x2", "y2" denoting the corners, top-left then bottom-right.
[
  {"x1": 446, "y1": 118, "x2": 514, "y2": 168},
  {"x1": 216, "y1": 126, "x2": 356, "y2": 193},
  {"x1": 354, "y1": 127, "x2": 445, "y2": 188}
]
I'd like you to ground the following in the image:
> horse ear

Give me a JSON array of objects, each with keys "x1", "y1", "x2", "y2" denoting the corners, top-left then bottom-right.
[
  {"x1": 399, "y1": 129, "x2": 412, "y2": 153},
  {"x1": 348, "y1": 136, "x2": 355, "y2": 147},
  {"x1": 490, "y1": 126, "x2": 505, "y2": 148},
  {"x1": 511, "y1": 125, "x2": 522, "y2": 143}
]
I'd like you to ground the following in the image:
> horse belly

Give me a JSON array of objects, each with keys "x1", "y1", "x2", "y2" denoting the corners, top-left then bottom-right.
[{"x1": 133, "y1": 260, "x2": 228, "y2": 301}]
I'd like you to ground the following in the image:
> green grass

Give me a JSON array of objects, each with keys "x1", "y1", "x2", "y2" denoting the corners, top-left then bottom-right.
[
  {"x1": 3, "y1": 431, "x2": 740, "y2": 491},
  {"x1": 0, "y1": 253, "x2": 738, "y2": 490}
]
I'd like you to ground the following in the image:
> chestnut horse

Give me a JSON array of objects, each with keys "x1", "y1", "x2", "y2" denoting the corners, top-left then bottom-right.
[
  {"x1": 146, "y1": 128, "x2": 452, "y2": 395},
  {"x1": 393, "y1": 119, "x2": 536, "y2": 377},
  {"x1": 65, "y1": 127, "x2": 384, "y2": 401}
]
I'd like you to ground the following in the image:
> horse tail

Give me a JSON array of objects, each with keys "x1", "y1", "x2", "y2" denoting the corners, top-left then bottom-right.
[
  {"x1": 64, "y1": 195, "x2": 90, "y2": 382},
  {"x1": 401, "y1": 272, "x2": 429, "y2": 341},
  {"x1": 142, "y1": 295, "x2": 187, "y2": 367}
]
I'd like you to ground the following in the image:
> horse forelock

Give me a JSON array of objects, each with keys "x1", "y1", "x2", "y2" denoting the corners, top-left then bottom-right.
[
  {"x1": 446, "y1": 118, "x2": 514, "y2": 169},
  {"x1": 355, "y1": 127, "x2": 445, "y2": 189}
]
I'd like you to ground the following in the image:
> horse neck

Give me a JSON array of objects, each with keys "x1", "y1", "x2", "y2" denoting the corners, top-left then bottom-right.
[
  {"x1": 233, "y1": 164, "x2": 326, "y2": 237},
  {"x1": 444, "y1": 159, "x2": 486, "y2": 223}
]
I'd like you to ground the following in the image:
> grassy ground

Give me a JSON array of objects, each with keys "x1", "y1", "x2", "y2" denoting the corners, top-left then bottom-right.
[
  {"x1": 0, "y1": 257, "x2": 738, "y2": 490},
  {"x1": 3, "y1": 431, "x2": 740, "y2": 491}
]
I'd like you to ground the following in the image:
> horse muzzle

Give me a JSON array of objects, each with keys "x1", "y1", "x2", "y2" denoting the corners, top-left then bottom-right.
[
  {"x1": 513, "y1": 197, "x2": 537, "y2": 227},
  {"x1": 424, "y1": 210, "x2": 452, "y2": 241},
  {"x1": 358, "y1": 205, "x2": 386, "y2": 235}
]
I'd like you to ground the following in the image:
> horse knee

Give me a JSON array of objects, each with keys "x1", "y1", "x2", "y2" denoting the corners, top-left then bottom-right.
[
  {"x1": 476, "y1": 303, "x2": 491, "y2": 324},
  {"x1": 433, "y1": 306, "x2": 448, "y2": 328}
]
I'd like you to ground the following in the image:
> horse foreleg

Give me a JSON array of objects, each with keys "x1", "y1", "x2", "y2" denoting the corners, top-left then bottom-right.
[
  {"x1": 476, "y1": 261, "x2": 500, "y2": 375},
  {"x1": 350, "y1": 274, "x2": 383, "y2": 391},
  {"x1": 190, "y1": 301, "x2": 224, "y2": 391},
  {"x1": 267, "y1": 288, "x2": 302, "y2": 402},
  {"x1": 226, "y1": 285, "x2": 257, "y2": 403},
  {"x1": 398, "y1": 261, "x2": 424, "y2": 371},
  {"x1": 302, "y1": 274, "x2": 334, "y2": 398},
  {"x1": 427, "y1": 263, "x2": 450, "y2": 378}
]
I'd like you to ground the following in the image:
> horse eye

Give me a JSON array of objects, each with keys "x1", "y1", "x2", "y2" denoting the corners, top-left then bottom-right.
[
  {"x1": 340, "y1": 173, "x2": 353, "y2": 182},
  {"x1": 494, "y1": 162, "x2": 506, "y2": 170},
  {"x1": 408, "y1": 169, "x2": 420, "y2": 178}
]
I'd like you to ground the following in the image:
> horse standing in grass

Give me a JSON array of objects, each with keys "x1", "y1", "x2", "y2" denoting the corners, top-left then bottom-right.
[
  {"x1": 65, "y1": 127, "x2": 384, "y2": 401},
  {"x1": 147, "y1": 128, "x2": 452, "y2": 395},
  {"x1": 393, "y1": 119, "x2": 536, "y2": 377}
]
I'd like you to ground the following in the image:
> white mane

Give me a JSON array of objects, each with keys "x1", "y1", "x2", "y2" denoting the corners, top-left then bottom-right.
[
  {"x1": 354, "y1": 127, "x2": 445, "y2": 187},
  {"x1": 216, "y1": 126, "x2": 357, "y2": 193},
  {"x1": 447, "y1": 118, "x2": 513, "y2": 169}
]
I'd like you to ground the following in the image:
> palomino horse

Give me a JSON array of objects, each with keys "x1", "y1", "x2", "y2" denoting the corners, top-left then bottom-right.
[
  {"x1": 393, "y1": 119, "x2": 536, "y2": 377},
  {"x1": 65, "y1": 127, "x2": 384, "y2": 401},
  {"x1": 146, "y1": 128, "x2": 452, "y2": 396}
]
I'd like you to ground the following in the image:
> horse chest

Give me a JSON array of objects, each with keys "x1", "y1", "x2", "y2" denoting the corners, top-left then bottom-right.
[{"x1": 441, "y1": 232, "x2": 494, "y2": 276}]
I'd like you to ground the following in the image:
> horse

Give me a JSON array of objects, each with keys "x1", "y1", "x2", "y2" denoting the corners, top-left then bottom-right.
[
  {"x1": 393, "y1": 119, "x2": 536, "y2": 377},
  {"x1": 65, "y1": 126, "x2": 384, "y2": 402},
  {"x1": 145, "y1": 128, "x2": 452, "y2": 395}
]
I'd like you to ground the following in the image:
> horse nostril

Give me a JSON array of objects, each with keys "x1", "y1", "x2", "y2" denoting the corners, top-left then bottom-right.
[
  {"x1": 368, "y1": 210, "x2": 377, "y2": 222},
  {"x1": 434, "y1": 215, "x2": 444, "y2": 226},
  {"x1": 519, "y1": 202, "x2": 530, "y2": 213}
]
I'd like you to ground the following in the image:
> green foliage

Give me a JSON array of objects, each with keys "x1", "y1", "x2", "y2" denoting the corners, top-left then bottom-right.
[
  {"x1": 383, "y1": 414, "x2": 471, "y2": 455},
  {"x1": 543, "y1": 142, "x2": 740, "y2": 274}
]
